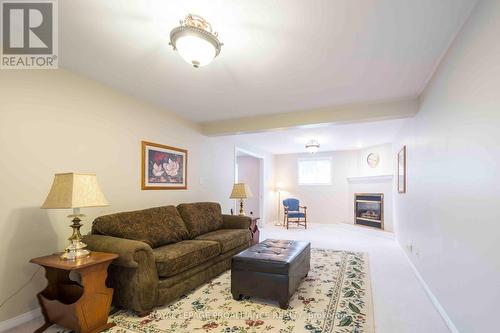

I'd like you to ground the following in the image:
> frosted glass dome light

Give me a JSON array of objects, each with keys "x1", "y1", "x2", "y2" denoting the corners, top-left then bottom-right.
[
  {"x1": 305, "y1": 140, "x2": 320, "y2": 153},
  {"x1": 170, "y1": 14, "x2": 222, "y2": 68}
]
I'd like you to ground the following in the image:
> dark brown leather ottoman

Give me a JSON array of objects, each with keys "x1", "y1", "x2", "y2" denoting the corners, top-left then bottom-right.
[{"x1": 231, "y1": 239, "x2": 310, "y2": 309}]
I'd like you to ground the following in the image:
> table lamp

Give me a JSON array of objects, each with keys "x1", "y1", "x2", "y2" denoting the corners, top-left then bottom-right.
[
  {"x1": 230, "y1": 183, "x2": 253, "y2": 216},
  {"x1": 41, "y1": 173, "x2": 109, "y2": 260}
]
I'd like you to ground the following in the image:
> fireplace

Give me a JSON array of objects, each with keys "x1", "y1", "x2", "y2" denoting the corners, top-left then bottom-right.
[{"x1": 354, "y1": 193, "x2": 384, "y2": 229}]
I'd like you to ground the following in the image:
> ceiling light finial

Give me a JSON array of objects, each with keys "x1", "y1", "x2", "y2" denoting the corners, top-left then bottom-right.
[{"x1": 169, "y1": 14, "x2": 223, "y2": 68}]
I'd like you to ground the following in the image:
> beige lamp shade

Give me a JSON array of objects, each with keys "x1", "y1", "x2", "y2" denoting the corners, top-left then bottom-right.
[
  {"x1": 230, "y1": 183, "x2": 253, "y2": 199},
  {"x1": 41, "y1": 173, "x2": 109, "y2": 209}
]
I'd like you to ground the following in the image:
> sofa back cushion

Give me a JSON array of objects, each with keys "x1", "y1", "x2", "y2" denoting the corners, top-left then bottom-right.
[
  {"x1": 91, "y1": 206, "x2": 189, "y2": 248},
  {"x1": 177, "y1": 202, "x2": 224, "y2": 238}
]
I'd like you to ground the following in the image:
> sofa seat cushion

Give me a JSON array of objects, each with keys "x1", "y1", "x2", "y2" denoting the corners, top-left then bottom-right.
[
  {"x1": 91, "y1": 206, "x2": 189, "y2": 248},
  {"x1": 177, "y1": 202, "x2": 224, "y2": 238},
  {"x1": 195, "y1": 229, "x2": 252, "y2": 253},
  {"x1": 154, "y1": 240, "x2": 220, "y2": 278}
]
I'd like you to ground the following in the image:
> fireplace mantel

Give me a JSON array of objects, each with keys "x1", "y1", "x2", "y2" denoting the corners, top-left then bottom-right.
[{"x1": 347, "y1": 175, "x2": 393, "y2": 183}]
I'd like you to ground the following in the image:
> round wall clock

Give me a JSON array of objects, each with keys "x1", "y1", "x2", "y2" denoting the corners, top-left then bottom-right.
[{"x1": 367, "y1": 153, "x2": 380, "y2": 168}]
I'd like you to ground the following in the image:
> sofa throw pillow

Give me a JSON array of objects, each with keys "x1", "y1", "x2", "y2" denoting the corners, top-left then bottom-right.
[
  {"x1": 91, "y1": 206, "x2": 189, "y2": 248},
  {"x1": 177, "y1": 202, "x2": 224, "y2": 238}
]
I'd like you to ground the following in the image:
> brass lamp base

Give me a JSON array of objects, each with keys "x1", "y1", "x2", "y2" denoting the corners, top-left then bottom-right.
[
  {"x1": 60, "y1": 241, "x2": 90, "y2": 260},
  {"x1": 61, "y1": 213, "x2": 90, "y2": 260},
  {"x1": 238, "y1": 199, "x2": 246, "y2": 216}
]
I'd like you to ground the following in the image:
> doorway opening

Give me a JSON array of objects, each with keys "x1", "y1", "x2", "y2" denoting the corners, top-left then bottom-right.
[{"x1": 234, "y1": 147, "x2": 264, "y2": 223}]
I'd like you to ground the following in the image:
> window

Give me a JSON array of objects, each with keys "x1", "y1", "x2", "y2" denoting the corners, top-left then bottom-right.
[{"x1": 298, "y1": 158, "x2": 332, "y2": 185}]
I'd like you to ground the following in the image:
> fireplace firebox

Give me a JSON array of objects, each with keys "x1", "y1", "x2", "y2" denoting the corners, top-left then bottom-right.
[{"x1": 354, "y1": 193, "x2": 384, "y2": 229}]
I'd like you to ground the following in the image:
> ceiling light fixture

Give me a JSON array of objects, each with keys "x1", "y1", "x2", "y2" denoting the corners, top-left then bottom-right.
[
  {"x1": 169, "y1": 14, "x2": 223, "y2": 68},
  {"x1": 305, "y1": 140, "x2": 320, "y2": 153}
]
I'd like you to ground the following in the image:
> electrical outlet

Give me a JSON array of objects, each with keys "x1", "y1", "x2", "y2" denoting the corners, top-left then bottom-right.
[{"x1": 406, "y1": 243, "x2": 413, "y2": 253}]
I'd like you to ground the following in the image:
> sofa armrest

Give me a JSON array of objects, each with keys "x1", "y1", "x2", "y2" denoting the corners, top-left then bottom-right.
[
  {"x1": 83, "y1": 234, "x2": 159, "y2": 313},
  {"x1": 222, "y1": 214, "x2": 251, "y2": 229},
  {"x1": 83, "y1": 234, "x2": 153, "y2": 268}
]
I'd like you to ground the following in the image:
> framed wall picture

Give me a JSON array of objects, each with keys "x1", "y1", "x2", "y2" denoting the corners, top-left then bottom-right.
[
  {"x1": 141, "y1": 141, "x2": 187, "y2": 190},
  {"x1": 398, "y1": 146, "x2": 406, "y2": 193}
]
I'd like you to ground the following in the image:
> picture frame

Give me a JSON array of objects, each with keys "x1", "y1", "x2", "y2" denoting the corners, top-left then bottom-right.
[
  {"x1": 398, "y1": 145, "x2": 406, "y2": 193},
  {"x1": 141, "y1": 141, "x2": 187, "y2": 190}
]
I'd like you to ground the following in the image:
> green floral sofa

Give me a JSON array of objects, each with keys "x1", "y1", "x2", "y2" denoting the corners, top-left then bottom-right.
[{"x1": 83, "y1": 202, "x2": 252, "y2": 314}]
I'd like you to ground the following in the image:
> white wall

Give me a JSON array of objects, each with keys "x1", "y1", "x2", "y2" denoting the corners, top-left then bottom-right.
[
  {"x1": 0, "y1": 69, "x2": 269, "y2": 324},
  {"x1": 274, "y1": 144, "x2": 393, "y2": 228},
  {"x1": 0, "y1": 69, "x2": 206, "y2": 322},
  {"x1": 236, "y1": 155, "x2": 261, "y2": 217},
  {"x1": 393, "y1": 0, "x2": 500, "y2": 331},
  {"x1": 275, "y1": 150, "x2": 354, "y2": 225}
]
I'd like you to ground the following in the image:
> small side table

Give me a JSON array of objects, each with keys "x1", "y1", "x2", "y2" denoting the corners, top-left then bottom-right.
[{"x1": 30, "y1": 251, "x2": 118, "y2": 333}]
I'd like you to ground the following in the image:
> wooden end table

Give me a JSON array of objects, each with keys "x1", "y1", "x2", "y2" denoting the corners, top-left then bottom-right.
[{"x1": 30, "y1": 251, "x2": 118, "y2": 333}]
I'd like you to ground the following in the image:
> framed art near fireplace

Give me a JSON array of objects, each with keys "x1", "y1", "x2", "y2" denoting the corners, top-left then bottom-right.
[
  {"x1": 398, "y1": 145, "x2": 406, "y2": 193},
  {"x1": 141, "y1": 141, "x2": 187, "y2": 190}
]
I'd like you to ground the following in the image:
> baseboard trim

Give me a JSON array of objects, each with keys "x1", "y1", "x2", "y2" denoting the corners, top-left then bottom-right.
[
  {"x1": 398, "y1": 243, "x2": 460, "y2": 333},
  {"x1": 0, "y1": 308, "x2": 42, "y2": 332}
]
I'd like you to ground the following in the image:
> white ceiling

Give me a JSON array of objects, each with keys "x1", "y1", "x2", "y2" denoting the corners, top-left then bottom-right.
[
  {"x1": 60, "y1": 0, "x2": 477, "y2": 122},
  {"x1": 229, "y1": 118, "x2": 407, "y2": 154}
]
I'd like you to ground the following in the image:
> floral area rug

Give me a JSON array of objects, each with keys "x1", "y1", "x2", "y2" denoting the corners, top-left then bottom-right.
[{"x1": 105, "y1": 249, "x2": 374, "y2": 333}]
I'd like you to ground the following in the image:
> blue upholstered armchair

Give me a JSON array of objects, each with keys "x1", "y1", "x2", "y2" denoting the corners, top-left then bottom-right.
[{"x1": 282, "y1": 198, "x2": 307, "y2": 229}]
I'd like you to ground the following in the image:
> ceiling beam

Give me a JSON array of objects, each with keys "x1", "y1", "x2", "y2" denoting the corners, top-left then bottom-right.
[{"x1": 201, "y1": 98, "x2": 419, "y2": 136}]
